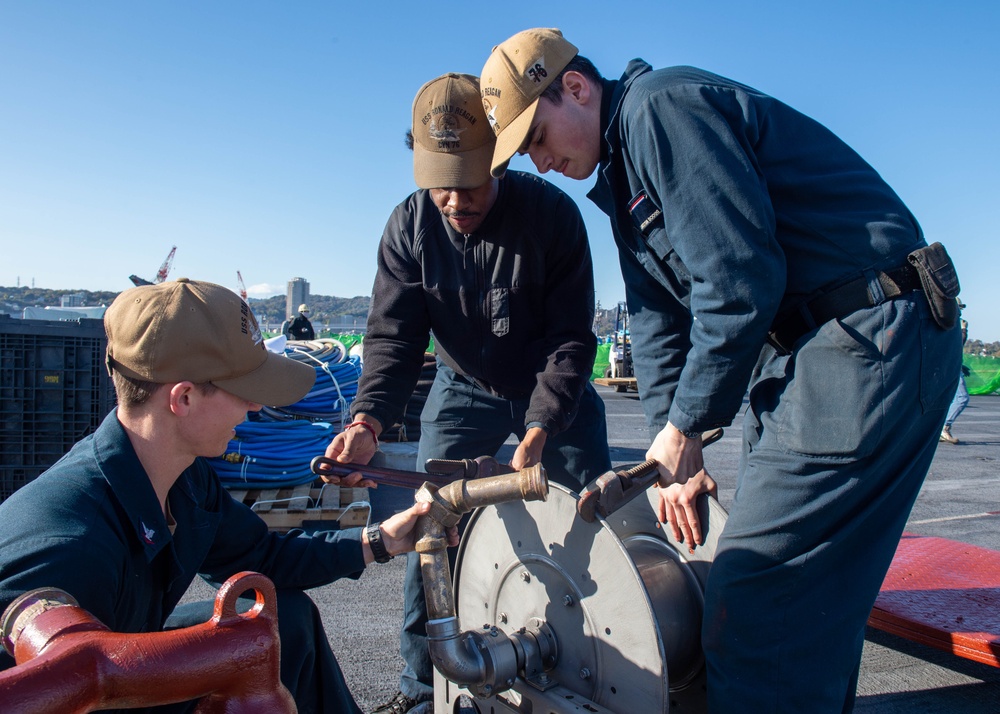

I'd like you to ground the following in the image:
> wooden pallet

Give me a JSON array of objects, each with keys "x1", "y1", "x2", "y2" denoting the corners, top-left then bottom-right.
[
  {"x1": 226, "y1": 481, "x2": 370, "y2": 532},
  {"x1": 594, "y1": 377, "x2": 638, "y2": 393}
]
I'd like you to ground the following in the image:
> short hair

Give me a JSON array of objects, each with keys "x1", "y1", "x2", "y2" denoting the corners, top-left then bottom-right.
[
  {"x1": 405, "y1": 130, "x2": 415, "y2": 151},
  {"x1": 540, "y1": 55, "x2": 603, "y2": 105},
  {"x1": 112, "y1": 372, "x2": 218, "y2": 407}
]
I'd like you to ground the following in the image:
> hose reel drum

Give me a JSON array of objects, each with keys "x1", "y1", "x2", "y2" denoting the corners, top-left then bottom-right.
[{"x1": 434, "y1": 483, "x2": 728, "y2": 713}]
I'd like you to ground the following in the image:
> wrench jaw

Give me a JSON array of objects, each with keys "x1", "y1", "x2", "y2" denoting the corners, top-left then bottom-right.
[
  {"x1": 576, "y1": 481, "x2": 603, "y2": 523},
  {"x1": 577, "y1": 463, "x2": 658, "y2": 523},
  {"x1": 577, "y1": 469, "x2": 628, "y2": 523}
]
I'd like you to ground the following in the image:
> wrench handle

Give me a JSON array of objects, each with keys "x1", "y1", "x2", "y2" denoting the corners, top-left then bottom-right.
[{"x1": 309, "y1": 456, "x2": 452, "y2": 490}]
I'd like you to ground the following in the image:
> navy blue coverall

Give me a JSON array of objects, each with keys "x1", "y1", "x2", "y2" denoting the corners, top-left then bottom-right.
[
  {"x1": 0, "y1": 411, "x2": 366, "y2": 714},
  {"x1": 589, "y1": 61, "x2": 962, "y2": 712}
]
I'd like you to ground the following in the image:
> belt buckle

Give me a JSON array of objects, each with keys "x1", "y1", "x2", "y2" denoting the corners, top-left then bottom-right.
[
  {"x1": 766, "y1": 330, "x2": 792, "y2": 356},
  {"x1": 767, "y1": 304, "x2": 816, "y2": 356}
]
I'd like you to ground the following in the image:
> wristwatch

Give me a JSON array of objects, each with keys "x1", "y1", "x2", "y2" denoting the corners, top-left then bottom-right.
[
  {"x1": 676, "y1": 425, "x2": 703, "y2": 440},
  {"x1": 365, "y1": 522, "x2": 393, "y2": 563}
]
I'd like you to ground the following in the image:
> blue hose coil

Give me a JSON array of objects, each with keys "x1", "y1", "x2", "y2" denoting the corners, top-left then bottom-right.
[
  {"x1": 208, "y1": 419, "x2": 336, "y2": 488},
  {"x1": 208, "y1": 338, "x2": 362, "y2": 488}
]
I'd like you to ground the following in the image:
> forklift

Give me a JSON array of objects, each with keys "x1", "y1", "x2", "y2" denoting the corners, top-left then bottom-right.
[{"x1": 598, "y1": 301, "x2": 637, "y2": 393}]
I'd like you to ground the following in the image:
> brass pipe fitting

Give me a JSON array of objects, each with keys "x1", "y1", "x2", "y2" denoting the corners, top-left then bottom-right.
[{"x1": 416, "y1": 464, "x2": 550, "y2": 696}]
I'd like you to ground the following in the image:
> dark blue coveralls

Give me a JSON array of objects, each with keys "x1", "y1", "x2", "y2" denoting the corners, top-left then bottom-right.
[
  {"x1": 589, "y1": 61, "x2": 962, "y2": 712},
  {"x1": 352, "y1": 170, "x2": 612, "y2": 704},
  {"x1": 0, "y1": 411, "x2": 366, "y2": 714}
]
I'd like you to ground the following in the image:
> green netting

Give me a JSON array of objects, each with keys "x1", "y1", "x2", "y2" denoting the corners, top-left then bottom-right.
[
  {"x1": 315, "y1": 333, "x2": 436, "y2": 355},
  {"x1": 328, "y1": 333, "x2": 363, "y2": 351},
  {"x1": 593, "y1": 343, "x2": 612, "y2": 380},
  {"x1": 268, "y1": 332, "x2": 1000, "y2": 394},
  {"x1": 587, "y1": 345, "x2": 1000, "y2": 396},
  {"x1": 305, "y1": 332, "x2": 608, "y2": 380},
  {"x1": 964, "y1": 355, "x2": 1000, "y2": 395}
]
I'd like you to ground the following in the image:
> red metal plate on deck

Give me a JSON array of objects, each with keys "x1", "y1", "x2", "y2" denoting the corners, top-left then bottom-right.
[{"x1": 869, "y1": 533, "x2": 1000, "y2": 667}]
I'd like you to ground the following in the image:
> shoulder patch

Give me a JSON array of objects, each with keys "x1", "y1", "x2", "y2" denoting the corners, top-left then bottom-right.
[{"x1": 627, "y1": 191, "x2": 663, "y2": 237}]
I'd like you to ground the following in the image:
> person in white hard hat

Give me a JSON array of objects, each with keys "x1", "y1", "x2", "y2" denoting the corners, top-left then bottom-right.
[{"x1": 286, "y1": 303, "x2": 315, "y2": 341}]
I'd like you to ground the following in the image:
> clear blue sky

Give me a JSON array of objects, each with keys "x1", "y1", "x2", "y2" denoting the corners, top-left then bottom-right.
[{"x1": 2, "y1": 2, "x2": 997, "y2": 338}]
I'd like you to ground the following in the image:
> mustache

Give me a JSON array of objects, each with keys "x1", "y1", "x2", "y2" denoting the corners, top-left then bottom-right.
[{"x1": 443, "y1": 209, "x2": 478, "y2": 218}]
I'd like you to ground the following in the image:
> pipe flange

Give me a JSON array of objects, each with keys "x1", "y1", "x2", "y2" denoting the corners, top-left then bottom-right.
[
  {"x1": 515, "y1": 464, "x2": 549, "y2": 502},
  {"x1": 2, "y1": 587, "x2": 79, "y2": 656},
  {"x1": 523, "y1": 617, "x2": 557, "y2": 671},
  {"x1": 469, "y1": 626, "x2": 520, "y2": 699}
]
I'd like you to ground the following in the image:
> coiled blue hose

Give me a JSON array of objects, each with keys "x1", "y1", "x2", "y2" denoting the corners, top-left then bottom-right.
[
  {"x1": 208, "y1": 419, "x2": 335, "y2": 488},
  {"x1": 261, "y1": 338, "x2": 362, "y2": 425},
  {"x1": 208, "y1": 338, "x2": 361, "y2": 488}
]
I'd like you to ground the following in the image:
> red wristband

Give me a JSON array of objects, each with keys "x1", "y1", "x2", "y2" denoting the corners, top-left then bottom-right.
[{"x1": 346, "y1": 420, "x2": 378, "y2": 445}]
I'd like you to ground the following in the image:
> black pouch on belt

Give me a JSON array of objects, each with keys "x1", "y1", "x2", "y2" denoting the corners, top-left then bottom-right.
[{"x1": 907, "y1": 242, "x2": 961, "y2": 330}]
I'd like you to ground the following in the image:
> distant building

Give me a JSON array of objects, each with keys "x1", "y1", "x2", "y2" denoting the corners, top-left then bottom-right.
[
  {"x1": 286, "y1": 278, "x2": 309, "y2": 319},
  {"x1": 60, "y1": 293, "x2": 85, "y2": 308},
  {"x1": 329, "y1": 313, "x2": 367, "y2": 333}
]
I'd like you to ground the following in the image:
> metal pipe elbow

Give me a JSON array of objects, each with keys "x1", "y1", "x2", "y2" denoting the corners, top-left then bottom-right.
[
  {"x1": 426, "y1": 617, "x2": 519, "y2": 699},
  {"x1": 417, "y1": 465, "x2": 549, "y2": 696}
]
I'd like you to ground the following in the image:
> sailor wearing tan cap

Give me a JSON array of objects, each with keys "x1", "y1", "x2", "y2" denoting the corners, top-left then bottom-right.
[
  {"x1": 0, "y1": 278, "x2": 454, "y2": 713},
  {"x1": 480, "y1": 27, "x2": 962, "y2": 714},
  {"x1": 323, "y1": 73, "x2": 611, "y2": 714}
]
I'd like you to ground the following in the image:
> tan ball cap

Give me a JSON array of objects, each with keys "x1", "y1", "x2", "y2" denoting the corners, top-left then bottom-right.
[
  {"x1": 480, "y1": 28, "x2": 578, "y2": 177},
  {"x1": 105, "y1": 278, "x2": 315, "y2": 407},
  {"x1": 412, "y1": 73, "x2": 496, "y2": 189}
]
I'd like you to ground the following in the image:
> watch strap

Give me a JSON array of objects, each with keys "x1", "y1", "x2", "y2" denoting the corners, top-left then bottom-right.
[
  {"x1": 674, "y1": 424, "x2": 702, "y2": 440},
  {"x1": 366, "y1": 522, "x2": 393, "y2": 563}
]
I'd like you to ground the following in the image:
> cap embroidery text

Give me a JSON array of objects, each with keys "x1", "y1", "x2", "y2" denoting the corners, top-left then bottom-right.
[{"x1": 526, "y1": 60, "x2": 548, "y2": 83}]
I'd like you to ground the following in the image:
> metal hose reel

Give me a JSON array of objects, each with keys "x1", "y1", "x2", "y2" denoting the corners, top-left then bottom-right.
[{"x1": 434, "y1": 482, "x2": 727, "y2": 713}]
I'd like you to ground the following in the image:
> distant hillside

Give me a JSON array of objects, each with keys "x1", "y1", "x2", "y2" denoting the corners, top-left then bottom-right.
[
  {"x1": 249, "y1": 294, "x2": 371, "y2": 326},
  {"x1": 0, "y1": 286, "x2": 371, "y2": 328}
]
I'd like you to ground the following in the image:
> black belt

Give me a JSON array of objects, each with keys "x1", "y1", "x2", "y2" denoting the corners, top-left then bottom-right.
[{"x1": 767, "y1": 263, "x2": 921, "y2": 355}]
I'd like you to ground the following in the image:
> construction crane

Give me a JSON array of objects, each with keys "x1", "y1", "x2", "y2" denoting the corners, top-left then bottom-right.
[
  {"x1": 236, "y1": 271, "x2": 248, "y2": 301},
  {"x1": 129, "y1": 246, "x2": 177, "y2": 287}
]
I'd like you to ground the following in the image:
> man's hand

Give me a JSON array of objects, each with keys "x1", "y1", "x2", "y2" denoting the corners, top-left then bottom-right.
[
  {"x1": 318, "y1": 416, "x2": 382, "y2": 487},
  {"x1": 646, "y1": 423, "x2": 717, "y2": 547},
  {"x1": 511, "y1": 426, "x2": 547, "y2": 471},
  {"x1": 658, "y1": 474, "x2": 718, "y2": 551},
  {"x1": 363, "y1": 501, "x2": 460, "y2": 564}
]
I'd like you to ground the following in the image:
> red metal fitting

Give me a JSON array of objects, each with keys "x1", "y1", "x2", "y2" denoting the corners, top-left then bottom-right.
[{"x1": 0, "y1": 571, "x2": 295, "y2": 713}]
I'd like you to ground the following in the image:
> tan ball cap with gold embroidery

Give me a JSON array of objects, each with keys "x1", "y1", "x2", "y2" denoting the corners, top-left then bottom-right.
[
  {"x1": 412, "y1": 73, "x2": 496, "y2": 189},
  {"x1": 105, "y1": 278, "x2": 315, "y2": 407},
  {"x1": 480, "y1": 28, "x2": 578, "y2": 177}
]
